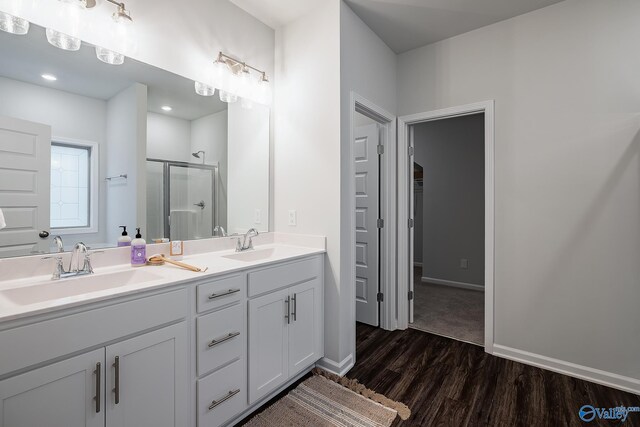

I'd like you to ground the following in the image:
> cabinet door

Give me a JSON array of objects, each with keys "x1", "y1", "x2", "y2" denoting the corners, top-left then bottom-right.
[
  {"x1": 248, "y1": 288, "x2": 290, "y2": 404},
  {"x1": 0, "y1": 348, "x2": 105, "y2": 427},
  {"x1": 289, "y1": 279, "x2": 323, "y2": 377},
  {"x1": 105, "y1": 322, "x2": 188, "y2": 427}
]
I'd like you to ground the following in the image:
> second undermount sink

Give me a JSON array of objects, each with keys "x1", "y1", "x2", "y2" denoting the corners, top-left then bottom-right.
[
  {"x1": 222, "y1": 247, "x2": 277, "y2": 262},
  {"x1": 1, "y1": 269, "x2": 163, "y2": 306}
]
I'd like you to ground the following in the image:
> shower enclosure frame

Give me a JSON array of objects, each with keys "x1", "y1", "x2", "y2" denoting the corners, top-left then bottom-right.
[{"x1": 147, "y1": 158, "x2": 219, "y2": 240}]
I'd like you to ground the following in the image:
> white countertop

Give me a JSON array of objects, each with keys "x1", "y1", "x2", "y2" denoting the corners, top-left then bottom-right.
[{"x1": 0, "y1": 242, "x2": 325, "y2": 324}]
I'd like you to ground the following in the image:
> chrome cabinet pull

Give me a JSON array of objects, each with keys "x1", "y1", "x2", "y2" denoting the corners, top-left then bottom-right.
[
  {"x1": 292, "y1": 293, "x2": 297, "y2": 322},
  {"x1": 113, "y1": 356, "x2": 120, "y2": 405},
  {"x1": 208, "y1": 331, "x2": 240, "y2": 348},
  {"x1": 285, "y1": 296, "x2": 291, "y2": 324},
  {"x1": 208, "y1": 289, "x2": 240, "y2": 300},
  {"x1": 208, "y1": 389, "x2": 240, "y2": 410},
  {"x1": 94, "y1": 362, "x2": 101, "y2": 413}
]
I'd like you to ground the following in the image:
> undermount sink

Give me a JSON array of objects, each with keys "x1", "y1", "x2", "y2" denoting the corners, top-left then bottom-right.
[
  {"x1": 222, "y1": 247, "x2": 277, "y2": 262},
  {"x1": 1, "y1": 269, "x2": 163, "y2": 306}
]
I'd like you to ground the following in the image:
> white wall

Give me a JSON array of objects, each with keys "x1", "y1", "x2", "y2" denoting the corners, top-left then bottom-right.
[
  {"x1": 0, "y1": 76, "x2": 108, "y2": 246},
  {"x1": 106, "y1": 83, "x2": 147, "y2": 243},
  {"x1": 191, "y1": 110, "x2": 228, "y2": 230},
  {"x1": 398, "y1": 0, "x2": 640, "y2": 385},
  {"x1": 338, "y1": 1, "x2": 397, "y2": 367},
  {"x1": 414, "y1": 114, "x2": 485, "y2": 286},
  {"x1": 273, "y1": 0, "x2": 342, "y2": 368},
  {"x1": 147, "y1": 112, "x2": 191, "y2": 163}
]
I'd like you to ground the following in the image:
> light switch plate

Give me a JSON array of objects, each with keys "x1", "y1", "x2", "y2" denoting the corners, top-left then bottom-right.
[
  {"x1": 288, "y1": 210, "x2": 297, "y2": 226},
  {"x1": 254, "y1": 209, "x2": 262, "y2": 224},
  {"x1": 460, "y1": 258, "x2": 468, "y2": 269},
  {"x1": 170, "y1": 240, "x2": 184, "y2": 257}
]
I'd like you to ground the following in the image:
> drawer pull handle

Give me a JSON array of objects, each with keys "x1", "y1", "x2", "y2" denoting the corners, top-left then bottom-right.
[
  {"x1": 94, "y1": 362, "x2": 101, "y2": 413},
  {"x1": 208, "y1": 331, "x2": 240, "y2": 348},
  {"x1": 209, "y1": 389, "x2": 240, "y2": 410},
  {"x1": 208, "y1": 288, "x2": 240, "y2": 300}
]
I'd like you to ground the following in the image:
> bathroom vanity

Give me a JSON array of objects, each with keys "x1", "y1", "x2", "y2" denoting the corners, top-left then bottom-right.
[{"x1": 0, "y1": 238, "x2": 325, "y2": 427}]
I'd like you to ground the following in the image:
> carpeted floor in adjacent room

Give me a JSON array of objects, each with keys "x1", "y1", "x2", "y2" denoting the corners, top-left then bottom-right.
[{"x1": 410, "y1": 267, "x2": 484, "y2": 345}]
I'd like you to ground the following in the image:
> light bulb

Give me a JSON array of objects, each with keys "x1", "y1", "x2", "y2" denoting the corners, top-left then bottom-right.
[
  {"x1": 256, "y1": 75, "x2": 271, "y2": 105},
  {"x1": 95, "y1": 46, "x2": 125, "y2": 65},
  {"x1": 212, "y1": 59, "x2": 229, "y2": 92},
  {"x1": 195, "y1": 81, "x2": 215, "y2": 97},
  {"x1": 46, "y1": 28, "x2": 81, "y2": 51},
  {"x1": 238, "y1": 66, "x2": 252, "y2": 99},
  {"x1": 0, "y1": 12, "x2": 29, "y2": 35},
  {"x1": 219, "y1": 90, "x2": 237, "y2": 103}
]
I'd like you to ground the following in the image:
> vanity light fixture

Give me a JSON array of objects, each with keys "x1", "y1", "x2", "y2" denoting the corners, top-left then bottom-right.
[
  {"x1": 212, "y1": 52, "x2": 271, "y2": 105},
  {"x1": 195, "y1": 81, "x2": 215, "y2": 97},
  {"x1": 95, "y1": 46, "x2": 125, "y2": 65},
  {"x1": 0, "y1": 11, "x2": 30, "y2": 35},
  {"x1": 46, "y1": 28, "x2": 82, "y2": 51},
  {"x1": 161, "y1": 105, "x2": 173, "y2": 112},
  {"x1": 41, "y1": 74, "x2": 58, "y2": 81}
]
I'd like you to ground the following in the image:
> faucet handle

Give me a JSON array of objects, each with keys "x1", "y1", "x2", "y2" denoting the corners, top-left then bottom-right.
[
  {"x1": 42, "y1": 255, "x2": 65, "y2": 280},
  {"x1": 231, "y1": 236, "x2": 242, "y2": 252}
]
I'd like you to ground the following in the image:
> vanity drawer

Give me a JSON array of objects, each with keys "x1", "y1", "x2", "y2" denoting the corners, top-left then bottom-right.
[
  {"x1": 198, "y1": 358, "x2": 246, "y2": 427},
  {"x1": 248, "y1": 256, "x2": 322, "y2": 297},
  {"x1": 196, "y1": 274, "x2": 246, "y2": 313},
  {"x1": 197, "y1": 304, "x2": 244, "y2": 376}
]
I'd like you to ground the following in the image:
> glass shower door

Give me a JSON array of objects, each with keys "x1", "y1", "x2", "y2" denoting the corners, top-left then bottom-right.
[{"x1": 168, "y1": 164, "x2": 215, "y2": 241}]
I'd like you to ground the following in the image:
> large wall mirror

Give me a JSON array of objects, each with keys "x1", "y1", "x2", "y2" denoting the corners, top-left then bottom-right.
[{"x1": 0, "y1": 24, "x2": 270, "y2": 259}]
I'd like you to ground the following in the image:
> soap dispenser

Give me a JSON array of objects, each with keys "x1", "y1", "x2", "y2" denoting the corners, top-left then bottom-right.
[
  {"x1": 131, "y1": 228, "x2": 146, "y2": 267},
  {"x1": 118, "y1": 226, "x2": 132, "y2": 247}
]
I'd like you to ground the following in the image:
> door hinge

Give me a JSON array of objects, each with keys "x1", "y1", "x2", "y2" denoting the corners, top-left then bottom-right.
[
  {"x1": 408, "y1": 218, "x2": 414, "y2": 228},
  {"x1": 408, "y1": 146, "x2": 414, "y2": 156},
  {"x1": 377, "y1": 292, "x2": 384, "y2": 303},
  {"x1": 377, "y1": 144, "x2": 384, "y2": 155},
  {"x1": 408, "y1": 290, "x2": 414, "y2": 301},
  {"x1": 377, "y1": 218, "x2": 384, "y2": 228}
]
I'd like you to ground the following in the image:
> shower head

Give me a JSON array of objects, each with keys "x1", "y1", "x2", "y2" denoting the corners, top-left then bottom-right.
[{"x1": 192, "y1": 150, "x2": 204, "y2": 159}]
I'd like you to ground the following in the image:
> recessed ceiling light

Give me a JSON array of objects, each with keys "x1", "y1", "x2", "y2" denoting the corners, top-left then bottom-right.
[
  {"x1": 41, "y1": 74, "x2": 57, "y2": 81},
  {"x1": 161, "y1": 106, "x2": 172, "y2": 112}
]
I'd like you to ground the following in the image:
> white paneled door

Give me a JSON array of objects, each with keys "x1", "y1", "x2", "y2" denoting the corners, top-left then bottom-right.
[
  {"x1": 0, "y1": 115, "x2": 51, "y2": 257},
  {"x1": 354, "y1": 124, "x2": 380, "y2": 326}
]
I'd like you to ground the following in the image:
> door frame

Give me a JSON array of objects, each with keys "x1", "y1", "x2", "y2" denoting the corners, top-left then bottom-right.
[
  {"x1": 348, "y1": 92, "x2": 397, "y2": 336},
  {"x1": 397, "y1": 100, "x2": 495, "y2": 353}
]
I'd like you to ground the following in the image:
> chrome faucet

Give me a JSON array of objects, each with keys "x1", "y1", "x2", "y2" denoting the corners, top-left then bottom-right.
[
  {"x1": 214, "y1": 225, "x2": 227, "y2": 237},
  {"x1": 42, "y1": 241, "x2": 100, "y2": 280},
  {"x1": 235, "y1": 228, "x2": 259, "y2": 252},
  {"x1": 53, "y1": 235, "x2": 64, "y2": 253}
]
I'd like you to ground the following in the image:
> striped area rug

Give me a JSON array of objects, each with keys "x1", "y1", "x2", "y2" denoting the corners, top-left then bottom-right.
[{"x1": 245, "y1": 374, "x2": 406, "y2": 427}]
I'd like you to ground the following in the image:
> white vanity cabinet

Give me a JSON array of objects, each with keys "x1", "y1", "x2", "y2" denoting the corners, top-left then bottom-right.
[
  {"x1": 0, "y1": 349, "x2": 105, "y2": 427},
  {"x1": 0, "y1": 290, "x2": 189, "y2": 427},
  {"x1": 247, "y1": 255, "x2": 324, "y2": 404}
]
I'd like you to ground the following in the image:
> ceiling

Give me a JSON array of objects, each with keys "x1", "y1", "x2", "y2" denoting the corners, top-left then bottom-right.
[
  {"x1": 0, "y1": 25, "x2": 227, "y2": 121},
  {"x1": 344, "y1": 0, "x2": 565, "y2": 53},
  {"x1": 231, "y1": 0, "x2": 564, "y2": 54},
  {"x1": 229, "y1": 0, "x2": 324, "y2": 28}
]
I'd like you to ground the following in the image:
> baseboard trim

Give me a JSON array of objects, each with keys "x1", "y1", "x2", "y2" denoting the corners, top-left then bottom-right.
[
  {"x1": 317, "y1": 354, "x2": 354, "y2": 377},
  {"x1": 413, "y1": 262, "x2": 423, "y2": 268},
  {"x1": 493, "y1": 344, "x2": 640, "y2": 395},
  {"x1": 421, "y1": 276, "x2": 484, "y2": 292}
]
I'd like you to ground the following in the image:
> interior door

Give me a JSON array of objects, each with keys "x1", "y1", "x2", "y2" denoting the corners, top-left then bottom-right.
[
  {"x1": 248, "y1": 288, "x2": 289, "y2": 404},
  {"x1": 105, "y1": 323, "x2": 188, "y2": 427},
  {"x1": 288, "y1": 279, "x2": 322, "y2": 377},
  {"x1": 0, "y1": 348, "x2": 105, "y2": 427},
  {"x1": 0, "y1": 115, "x2": 51, "y2": 257},
  {"x1": 354, "y1": 124, "x2": 380, "y2": 326}
]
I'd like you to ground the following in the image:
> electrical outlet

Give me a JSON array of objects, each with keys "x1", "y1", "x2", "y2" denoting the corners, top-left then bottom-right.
[
  {"x1": 288, "y1": 210, "x2": 297, "y2": 226},
  {"x1": 460, "y1": 258, "x2": 468, "y2": 269},
  {"x1": 254, "y1": 209, "x2": 261, "y2": 224}
]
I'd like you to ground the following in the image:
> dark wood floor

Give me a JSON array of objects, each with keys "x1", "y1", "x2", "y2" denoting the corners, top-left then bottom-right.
[{"x1": 349, "y1": 323, "x2": 640, "y2": 426}]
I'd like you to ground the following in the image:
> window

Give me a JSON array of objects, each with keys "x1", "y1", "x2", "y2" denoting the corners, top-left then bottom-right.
[{"x1": 50, "y1": 142, "x2": 92, "y2": 229}]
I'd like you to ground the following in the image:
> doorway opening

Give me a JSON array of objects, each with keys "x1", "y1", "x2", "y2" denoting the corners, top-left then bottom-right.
[
  {"x1": 398, "y1": 101, "x2": 495, "y2": 352},
  {"x1": 410, "y1": 114, "x2": 485, "y2": 346}
]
